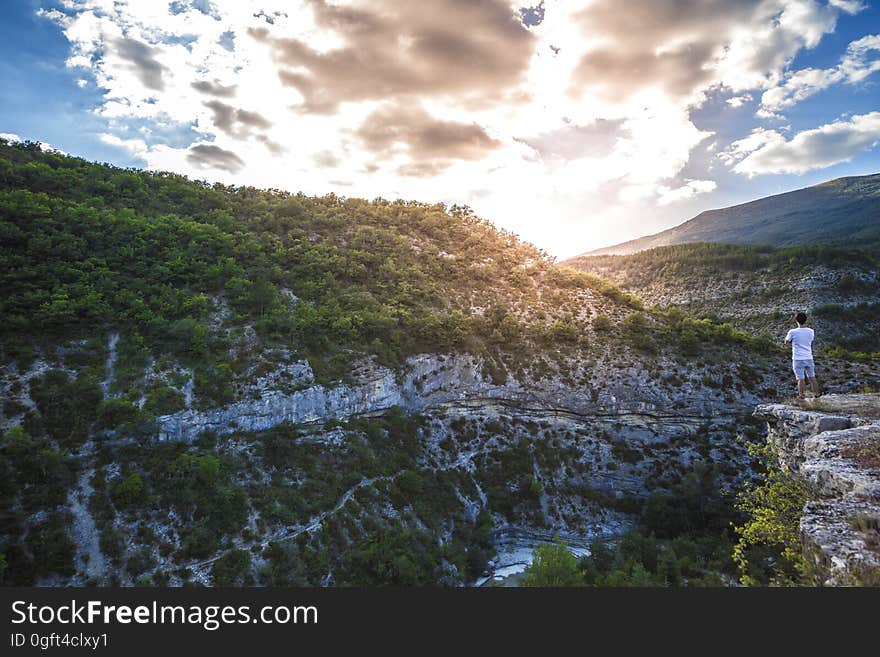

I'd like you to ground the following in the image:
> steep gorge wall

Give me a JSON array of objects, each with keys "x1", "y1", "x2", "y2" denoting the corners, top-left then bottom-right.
[{"x1": 156, "y1": 353, "x2": 754, "y2": 442}]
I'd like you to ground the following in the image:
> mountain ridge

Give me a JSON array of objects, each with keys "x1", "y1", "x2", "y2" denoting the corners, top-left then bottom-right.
[{"x1": 582, "y1": 173, "x2": 880, "y2": 256}]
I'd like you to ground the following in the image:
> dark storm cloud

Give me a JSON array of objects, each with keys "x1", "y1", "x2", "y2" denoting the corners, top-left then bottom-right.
[
  {"x1": 191, "y1": 79, "x2": 238, "y2": 97},
  {"x1": 356, "y1": 102, "x2": 500, "y2": 161},
  {"x1": 250, "y1": 0, "x2": 535, "y2": 114},
  {"x1": 519, "y1": 119, "x2": 624, "y2": 160},
  {"x1": 113, "y1": 37, "x2": 167, "y2": 91},
  {"x1": 569, "y1": 0, "x2": 765, "y2": 101},
  {"x1": 204, "y1": 100, "x2": 272, "y2": 137},
  {"x1": 186, "y1": 143, "x2": 245, "y2": 172}
]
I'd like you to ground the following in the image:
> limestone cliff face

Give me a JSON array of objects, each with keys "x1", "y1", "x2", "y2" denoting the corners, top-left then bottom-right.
[
  {"x1": 156, "y1": 353, "x2": 749, "y2": 442},
  {"x1": 755, "y1": 394, "x2": 880, "y2": 585}
]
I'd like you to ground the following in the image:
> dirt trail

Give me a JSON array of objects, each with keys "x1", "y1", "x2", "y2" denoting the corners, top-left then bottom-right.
[
  {"x1": 67, "y1": 444, "x2": 107, "y2": 583},
  {"x1": 101, "y1": 332, "x2": 120, "y2": 398}
]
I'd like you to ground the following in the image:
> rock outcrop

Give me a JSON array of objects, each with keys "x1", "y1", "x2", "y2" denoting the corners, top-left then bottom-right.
[
  {"x1": 157, "y1": 353, "x2": 751, "y2": 442},
  {"x1": 755, "y1": 393, "x2": 880, "y2": 585}
]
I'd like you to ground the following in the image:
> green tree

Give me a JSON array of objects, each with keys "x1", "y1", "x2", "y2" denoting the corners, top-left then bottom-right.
[
  {"x1": 522, "y1": 540, "x2": 584, "y2": 587},
  {"x1": 732, "y1": 441, "x2": 810, "y2": 586},
  {"x1": 211, "y1": 549, "x2": 253, "y2": 586},
  {"x1": 112, "y1": 473, "x2": 145, "y2": 508}
]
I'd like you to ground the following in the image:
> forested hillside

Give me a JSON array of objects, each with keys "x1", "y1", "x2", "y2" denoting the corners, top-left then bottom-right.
[
  {"x1": 4, "y1": 140, "x2": 870, "y2": 588},
  {"x1": 567, "y1": 243, "x2": 880, "y2": 361},
  {"x1": 0, "y1": 138, "x2": 570, "y2": 381}
]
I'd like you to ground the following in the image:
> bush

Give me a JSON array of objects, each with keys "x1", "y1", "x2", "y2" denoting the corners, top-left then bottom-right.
[
  {"x1": 96, "y1": 398, "x2": 139, "y2": 430},
  {"x1": 99, "y1": 527, "x2": 126, "y2": 564},
  {"x1": 592, "y1": 314, "x2": 612, "y2": 332},
  {"x1": 643, "y1": 461, "x2": 732, "y2": 538},
  {"x1": 126, "y1": 547, "x2": 156, "y2": 576},
  {"x1": 179, "y1": 523, "x2": 219, "y2": 560},
  {"x1": 29, "y1": 369, "x2": 101, "y2": 445},
  {"x1": 211, "y1": 549, "x2": 252, "y2": 586},
  {"x1": 732, "y1": 442, "x2": 810, "y2": 586},
  {"x1": 621, "y1": 312, "x2": 656, "y2": 353},
  {"x1": 27, "y1": 512, "x2": 76, "y2": 578},
  {"x1": 143, "y1": 385, "x2": 185, "y2": 416},
  {"x1": 522, "y1": 540, "x2": 583, "y2": 586},
  {"x1": 112, "y1": 473, "x2": 145, "y2": 509}
]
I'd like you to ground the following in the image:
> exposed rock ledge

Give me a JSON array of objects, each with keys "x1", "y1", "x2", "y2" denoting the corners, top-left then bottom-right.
[
  {"x1": 156, "y1": 353, "x2": 742, "y2": 442},
  {"x1": 755, "y1": 394, "x2": 880, "y2": 585}
]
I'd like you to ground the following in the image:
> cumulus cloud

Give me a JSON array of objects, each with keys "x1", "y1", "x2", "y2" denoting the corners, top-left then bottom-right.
[
  {"x1": 567, "y1": 0, "x2": 839, "y2": 104},
  {"x1": 33, "y1": 0, "x2": 877, "y2": 256},
  {"x1": 313, "y1": 150, "x2": 340, "y2": 167},
  {"x1": 251, "y1": 0, "x2": 535, "y2": 114},
  {"x1": 829, "y1": 0, "x2": 866, "y2": 12},
  {"x1": 1, "y1": 132, "x2": 65, "y2": 153},
  {"x1": 191, "y1": 80, "x2": 238, "y2": 97},
  {"x1": 355, "y1": 102, "x2": 500, "y2": 174},
  {"x1": 187, "y1": 143, "x2": 246, "y2": 173},
  {"x1": 100, "y1": 132, "x2": 147, "y2": 155},
  {"x1": 657, "y1": 179, "x2": 718, "y2": 205},
  {"x1": 759, "y1": 33, "x2": 880, "y2": 114},
  {"x1": 519, "y1": 120, "x2": 623, "y2": 161},
  {"x1": 724, "y1": 112, "x2": 880, "y2": 175},
  {"x1": 727, "y1": 94, "x2": 753, "y2": 108},
  {"x1": 204, "y1": 100, "x2": 272, "y2": 138},
  {"x1": 256, "y1": 134, "x2": 286, "y2": 155},
  {"x1": 112, "y1": 37, "x2": 168, "y2": 91}
]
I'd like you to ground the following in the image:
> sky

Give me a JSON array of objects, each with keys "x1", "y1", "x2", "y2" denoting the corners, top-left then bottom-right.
[{"x1": 1, "y1": 0, "x2": 879, "y2": 258}]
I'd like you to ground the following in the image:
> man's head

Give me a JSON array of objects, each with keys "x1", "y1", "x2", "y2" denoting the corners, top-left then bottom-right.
[{"x1": 795, "y1": 311, "x2": 807, "y2": 326}]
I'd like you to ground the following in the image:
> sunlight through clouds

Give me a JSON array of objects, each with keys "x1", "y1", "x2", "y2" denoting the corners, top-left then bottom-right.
[{"x1": 35, "y1": 0, "x2": 880, "y2": 256}]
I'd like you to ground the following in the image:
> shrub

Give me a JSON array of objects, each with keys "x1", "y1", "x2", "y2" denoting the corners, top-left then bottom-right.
[
  {"x1": 522, "y1": 540, "x2": 583, "y2": 586},
  {"x1": 732, "y1": 442, "x2": 810, "y2": 586},
  {"x1": 27, "y1": 512, "x2": 76, "y2": 578},
  {"x1": 96, "y1": 398, "x2": 139, "y2": 430},
  {"x1": 211, "y1": 549, "x2": 253, "y2": 586},
  {"x1": 592, "y1": 314, "x2": 612, "y2": 332},
  {"x1": 143, "y1": 385, "x2": 185, "y2": 416},
  {"x1": 112, "y1": 473, "x2": 145, "y2": 508}
]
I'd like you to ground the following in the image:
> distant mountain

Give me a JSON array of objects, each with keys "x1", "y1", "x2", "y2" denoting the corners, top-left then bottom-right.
[{"x1": 584, "y1": 173, "x2": 880, "y2": 256}]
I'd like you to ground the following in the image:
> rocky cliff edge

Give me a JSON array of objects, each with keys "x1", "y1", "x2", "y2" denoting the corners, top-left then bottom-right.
[{"x1": 755, "y1": 393, "x2": 880, "y2": 585}]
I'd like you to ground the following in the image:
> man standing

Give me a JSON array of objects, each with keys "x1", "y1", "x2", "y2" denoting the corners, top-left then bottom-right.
[{"x1": 784, "y1": 312, "x2": 820, "y2": 399}]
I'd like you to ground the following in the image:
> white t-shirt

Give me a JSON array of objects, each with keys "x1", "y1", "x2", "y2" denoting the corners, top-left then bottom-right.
[{"x1": 785, "y1": 327, "x2": 814, "y2": 360}]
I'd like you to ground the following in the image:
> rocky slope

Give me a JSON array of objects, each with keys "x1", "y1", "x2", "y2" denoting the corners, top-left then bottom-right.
[
  {"x1": 4, "y1": 329, "x2": 772, "y2": 586},
  {"x1": 755, "y1": 393, "x2": 880, "y2": 585},
  {"x1": 565, "y1": 244, "x2": 880, "y2": 367}
]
